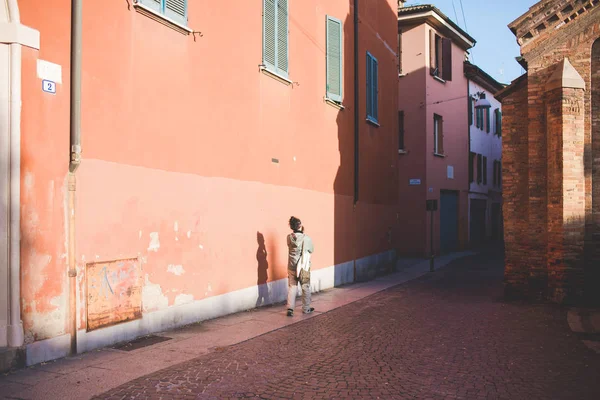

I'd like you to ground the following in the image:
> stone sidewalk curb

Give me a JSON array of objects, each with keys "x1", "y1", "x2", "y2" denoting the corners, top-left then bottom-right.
[
  {"x1": 0, "y1": 251, "x2": 475, "y2": 400},
  {"x1": 567, "y1": 307, "x2": 600, "y2": 354}
]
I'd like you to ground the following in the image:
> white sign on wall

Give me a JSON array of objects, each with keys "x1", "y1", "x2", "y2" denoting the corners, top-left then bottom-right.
[
  {"x1": 447, "y1": 165, "x2": 454, "y2": 179},
  {"x1": 37, "y1": 60, "x2": 62, "y2": 84}
]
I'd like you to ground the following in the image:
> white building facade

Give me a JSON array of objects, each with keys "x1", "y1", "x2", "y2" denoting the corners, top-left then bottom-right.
[{"x1": 464, "y1": 62, "x2": 504, "y2": 247}]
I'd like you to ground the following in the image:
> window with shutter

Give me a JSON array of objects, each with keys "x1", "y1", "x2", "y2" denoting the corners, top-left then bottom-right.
[
  {"x1": 366, "y1": 52, "x2": 378, "y2": 123},
  {"x1": 485, "y1": 108, "x2": 490, "y2": 133},
  {"x1": 468, "y1": 97, "x2": 473, "y2": 126},
  {"x1": 495, "y1": 109, "x2": 502, "y2": 136},
  {"x1": 137, "y1": 0, "x2": 187, "y2": 26},
  {"x1": 326, "y1": 16, "x2": 342, "y2": 103},
  {"x1": 434, "y1": 114, "x2": 443, "y2": 154},
  {"x1": 165, "y1": 0, "x2": 187, "y2": 25},
  {"x1": 430, "y1": 31, "x2": 452, "y2": 81},
  {"x1": 263, "y1": 0, "x2": 289, "y2": 78}
]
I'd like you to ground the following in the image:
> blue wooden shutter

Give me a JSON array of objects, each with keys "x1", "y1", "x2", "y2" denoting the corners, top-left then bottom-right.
[
  {"x1": 276, "y1": 0, "x2": 289, "y2": 77},
  {"x1": 372, "y1": 56, "x2": 378, "y2": 121},
  {"x1": 366, "y1": 53, "x2": 372, "y2": 118},
  {"x1": 165, "y1": 0, "x2": 187, "y2": 25},
  {"x1": 263, "y1": 0, "x2": 277, "y2": 71},
  {"x1": 139, "y1": 0, "x2": 162, "y2": 12},
  {"x1": 326, "y1": 16, "x2": 342, "y2": 102}
]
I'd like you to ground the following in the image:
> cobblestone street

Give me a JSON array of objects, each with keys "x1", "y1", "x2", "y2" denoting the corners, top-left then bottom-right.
[{"x1": 95, "y1": 251, "x2": 600, "y2": 400}]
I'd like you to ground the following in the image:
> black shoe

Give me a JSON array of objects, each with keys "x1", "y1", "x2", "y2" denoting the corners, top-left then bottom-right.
[
  {"x1": 287, "y1": 309, "x2": 294, "y2": 317},
  {"x1": 303, "y1": 307, "x2": 314, "y2": 314}
]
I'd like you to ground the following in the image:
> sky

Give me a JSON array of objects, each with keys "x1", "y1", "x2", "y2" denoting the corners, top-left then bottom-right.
[{"x1": 404, "y1": 0, "x2": 539, "y2": 85}]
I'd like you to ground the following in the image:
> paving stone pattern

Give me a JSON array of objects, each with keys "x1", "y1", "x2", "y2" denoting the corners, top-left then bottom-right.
[{"x1": 95, "y1": 252, "x2": 600, "y2": 399}]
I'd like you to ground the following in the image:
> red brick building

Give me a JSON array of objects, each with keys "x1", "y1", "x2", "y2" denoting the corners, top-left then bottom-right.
[{"x1": 497, "y1": 0, "x2": 600, "y2": 304}]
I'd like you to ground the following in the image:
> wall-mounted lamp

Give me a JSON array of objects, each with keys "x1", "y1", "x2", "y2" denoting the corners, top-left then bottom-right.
[{"x1": 473, "y1": 91, "x2": 491, "y2": 109}]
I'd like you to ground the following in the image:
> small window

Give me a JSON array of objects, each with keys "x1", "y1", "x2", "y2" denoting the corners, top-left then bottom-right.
[
  {"x1": 326, "y1": 16, "x2": 343, "y2": 102},
  {"x1": 366, "y1": 52, "x2": 379, "y2": 123},
  {"x1": 434, "y1": 114, "x2": 444, "y2": 154},
  {"x1": 429, "y1": 30, "x2": 452, "y2": 81},
  {"x1": 137, "y1": 0, "x2": 188, "y2": 26},
  {"x1": 263, "y1": 0, "x2": 289, "y2": 78},
  {"x1": 398, "y1": 111, "x2": 405, "y2": 151},
  {"x1": 476, "y1": 108, "x2": 483, "y2": 129}
]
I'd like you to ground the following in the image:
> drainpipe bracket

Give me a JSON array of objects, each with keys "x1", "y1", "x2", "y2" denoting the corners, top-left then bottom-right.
[{"x1": 68, "y1": 269, "x2": 77, "y2": 277}]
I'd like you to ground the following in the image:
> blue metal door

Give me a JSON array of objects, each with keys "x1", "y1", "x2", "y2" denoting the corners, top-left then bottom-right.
[{"x1": 440, "y1": 191, "x2": 459, "y2": 254}]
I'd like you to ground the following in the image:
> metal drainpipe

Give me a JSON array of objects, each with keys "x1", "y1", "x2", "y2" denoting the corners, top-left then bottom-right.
[
  {"x1": 353, "y1": 0, "x2": 359, "y2": 205},
  {"x1": 68, "y1": 0, "x2": 82, "y2": 356},
  {"x1": 6, "y1": 0, "x2": 25, "y2": 348},
  {"x1": 352, "y1": 0, "x2": 359, "y2": 282}
]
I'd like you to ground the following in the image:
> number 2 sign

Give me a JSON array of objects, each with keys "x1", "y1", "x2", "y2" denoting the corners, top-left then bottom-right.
[{"x1": 42, "y1": 79, "x2": 56, "y2": 94}]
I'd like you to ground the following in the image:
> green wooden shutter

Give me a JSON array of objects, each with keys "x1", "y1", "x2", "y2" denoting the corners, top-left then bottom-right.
[
  {"x1": 498, "y1": 111, "x2": 502, "y2": 136},
  {"x1": 326, "y1": 16, "x2": 342, "y2": 102},
  {"x1": 139, "y1": 0, "x2": 162, "y2": 12},
  {"x1": 485, "y1": 108, "x2": 490, "y2": 133},
  {"x1": 468, "y1": 97, "x2": 473, "y2": 126},
  {"x1": 263, "y1": 0, "x2": 277, "y2": 71},
  {"x1": 165, "y1": 0, "x2": 187, "y2": 25},
  {"x1": 366, "y1": 53, "x2": 378, "y2": 122},
  {"x1": 276, "y1": 0, "x2": 289, "y2": 77}
]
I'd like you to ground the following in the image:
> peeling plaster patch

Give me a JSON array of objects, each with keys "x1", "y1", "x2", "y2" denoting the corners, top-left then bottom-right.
[
  {"x1": 148, "y1": 232, "x2": 160, "y2": 252},
  {"x1": 205, "y1": 283, "x2": 213, "y2": 296},
  {"x1": 187, "y1": 230, "x2": 192, "y2": 239},
  {"x1": 24, "y1": 171, "x2": 34, "y2": 191},
  {"x1": 174, "y1": 293, "x2": 194, "y2": 306},
  {"x1": 167, "y1": 264, "x2": 185, "y2": 276},
  {"x1": 199, "y1": 244, "x2": 204, "y2": 250},
  {"x1": 142, "y1": 274, "x2": 168, "y2": 312},
  {"x1": 26, "y1": 295, "x2": 67, "y2": 342},
  {"x1": 95, "y1": 255, "x2": 100, "y2": 260},
  {"x1": 139, "y1": 230, "x2": 142, "y2": 239},
  {"x1": 174, "y1": 221, "x2": 179, "y2": 232}
]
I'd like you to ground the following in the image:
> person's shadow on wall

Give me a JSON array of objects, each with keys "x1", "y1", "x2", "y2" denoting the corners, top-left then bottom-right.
[{"x1": 256, "y1": 232, "x2": 271, "y2": 306}]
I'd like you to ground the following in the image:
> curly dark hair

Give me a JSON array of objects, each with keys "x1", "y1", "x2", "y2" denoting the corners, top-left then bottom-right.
[{"x1": 289, "y1": 216, "x2": 302, "y2": 231}]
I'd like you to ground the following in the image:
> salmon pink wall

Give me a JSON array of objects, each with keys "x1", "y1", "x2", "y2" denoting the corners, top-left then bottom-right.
[
  {"x1": 17, "y1": 0, "x2": 400, "y2": 344},
  {"x1": 397, "y1": 21, "x2": 470, "y2": 257},
  {"x1": 19, "y1": 0, "x2": 71, "y2": 343},
  {"x1": 397, "y1": 23, "x2": 428, "y2": 256}
]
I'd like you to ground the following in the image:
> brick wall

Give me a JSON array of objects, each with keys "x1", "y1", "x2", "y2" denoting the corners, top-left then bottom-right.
[
  {"x1": 501, "y1": 78, "x2": 529, "y2": 299},
  {"x1": 501, "y1": 3, "x2": 600, "y2": 304}
]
